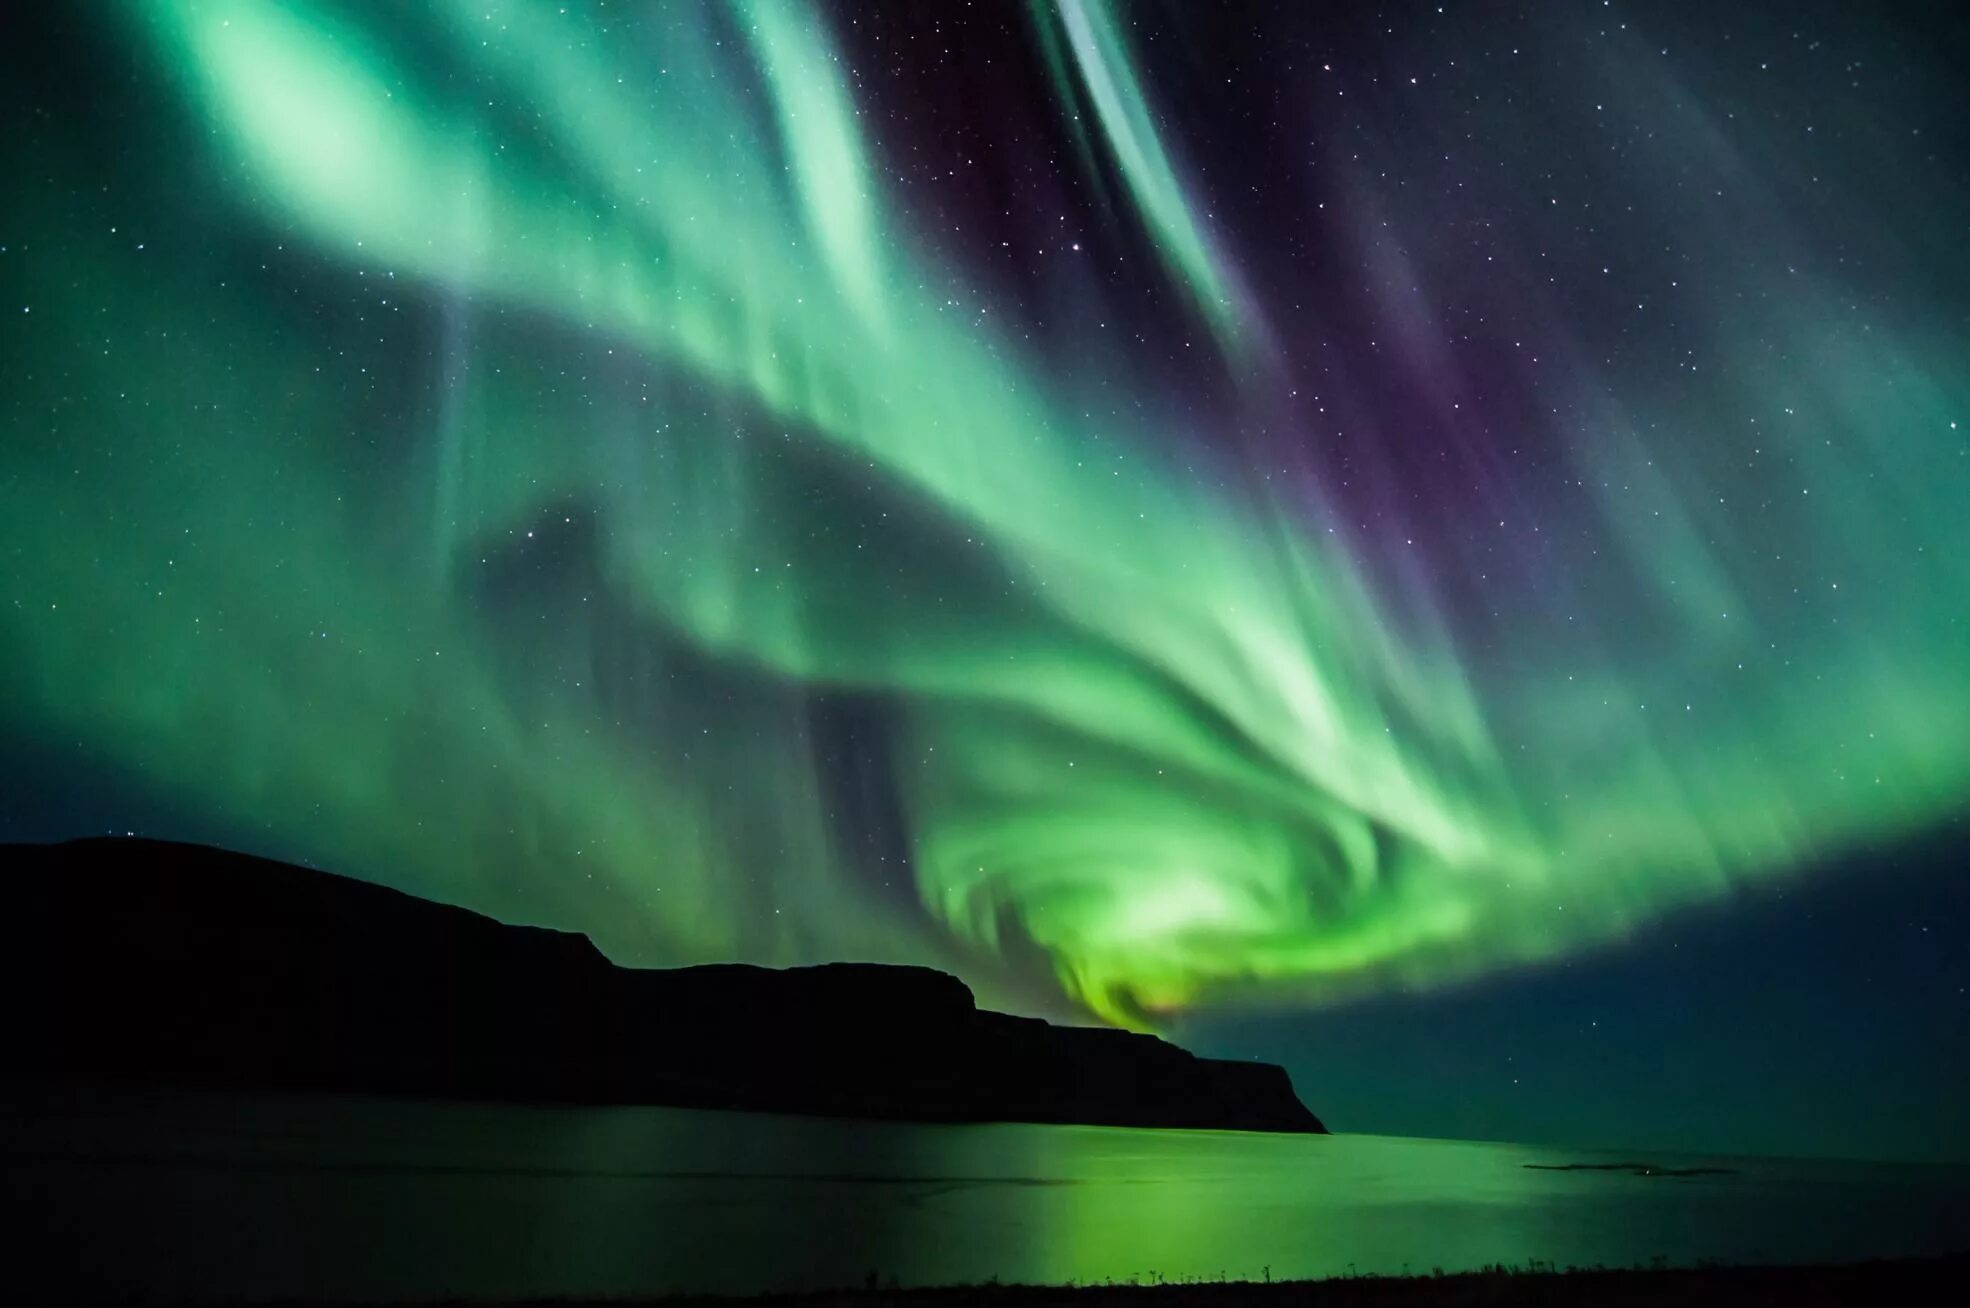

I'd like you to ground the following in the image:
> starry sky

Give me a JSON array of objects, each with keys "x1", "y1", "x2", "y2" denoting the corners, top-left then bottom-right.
[{"x1": 2, "y1": 1, "x2": 1967, "y2": 1160}]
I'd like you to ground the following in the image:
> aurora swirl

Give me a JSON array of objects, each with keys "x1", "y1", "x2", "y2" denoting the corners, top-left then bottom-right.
[{"x1": 2, "y1": 1, "x2": 1965, "y2": 1027}]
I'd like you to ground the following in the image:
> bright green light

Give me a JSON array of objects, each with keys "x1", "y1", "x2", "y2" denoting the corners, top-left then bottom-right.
[{"x1": 1, "y1": 1, "x2": 1964, "y2": 1029}]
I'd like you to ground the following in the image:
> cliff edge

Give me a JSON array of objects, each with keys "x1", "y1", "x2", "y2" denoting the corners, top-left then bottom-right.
[{"x1": 0, "y1": 838, "x2": 1325, "y2": 1133}]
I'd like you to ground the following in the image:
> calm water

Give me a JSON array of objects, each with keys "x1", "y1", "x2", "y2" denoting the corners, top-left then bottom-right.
[{"x1": 6, "y1": 1087, "x2": 1968, "y2": 1303}]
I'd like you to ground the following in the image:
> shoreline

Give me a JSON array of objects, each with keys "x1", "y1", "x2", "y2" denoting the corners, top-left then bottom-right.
[{"x1": 162, "y1": 1254, "x2": 1970, "y2": 1307}]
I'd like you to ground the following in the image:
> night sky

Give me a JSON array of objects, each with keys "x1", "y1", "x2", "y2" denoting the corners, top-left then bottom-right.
[{"x1": 2, "y1": 1, "x2": 1966, "y2": 1162}]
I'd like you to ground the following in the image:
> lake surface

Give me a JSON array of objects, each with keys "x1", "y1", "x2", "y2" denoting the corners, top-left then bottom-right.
[{"x1": 6, "y1": 1086, "x2": 1968, "y2": 1303}]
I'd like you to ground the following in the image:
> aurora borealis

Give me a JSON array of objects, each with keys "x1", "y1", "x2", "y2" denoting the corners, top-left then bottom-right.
[{"x1": 3, "y1": 0, "x2": 1967, "y2": 1043}]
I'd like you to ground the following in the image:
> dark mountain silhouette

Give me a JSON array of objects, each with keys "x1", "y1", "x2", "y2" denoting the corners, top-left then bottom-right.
[{"x1": 1, "y1": 838, "x2": 1324, "y2": 1133}]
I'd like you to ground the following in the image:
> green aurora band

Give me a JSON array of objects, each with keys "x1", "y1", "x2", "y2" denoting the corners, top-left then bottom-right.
[{"x1": 2, "y1": 1, "x2": 1966, "y2": 1025}]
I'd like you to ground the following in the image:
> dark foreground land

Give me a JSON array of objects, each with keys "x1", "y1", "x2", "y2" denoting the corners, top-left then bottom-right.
[
  {"x1": 176, "y1": 1255, "x2": 1970, "y2": 1307},
  {"x1": 2, "y1": 837, "x2": 1320, "y2": 1132}
]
